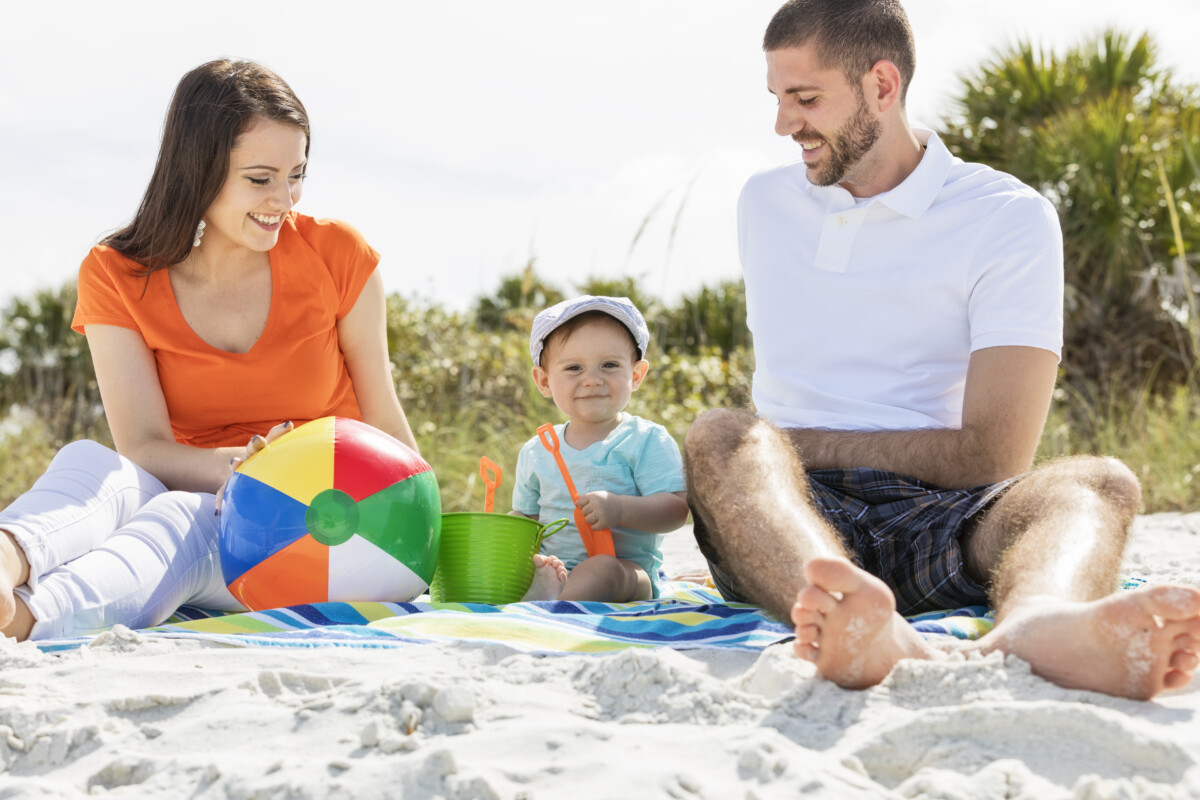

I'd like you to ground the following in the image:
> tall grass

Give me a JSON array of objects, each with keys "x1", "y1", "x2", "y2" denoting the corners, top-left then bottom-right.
[
  {"x1": 389, "y1": 296, "x2": 753, "y2": 513},
  {"x1": 2, "y1": 282, "x2": 1198, "y2": 514},
  {"x1": 1039, "y1": 383, "x2": 1200, "y2": 512}
]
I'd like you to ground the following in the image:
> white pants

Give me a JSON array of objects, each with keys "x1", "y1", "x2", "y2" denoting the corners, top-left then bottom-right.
[{"x1": 1, "y1": 440, "x2": 244, "y2": 639}]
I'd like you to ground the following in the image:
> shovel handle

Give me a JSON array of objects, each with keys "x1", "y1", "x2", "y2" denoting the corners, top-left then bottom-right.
[
  {"x1": 537, "y1": 423, "x2": 615, "y2": 558},
  {"x1": 479, "y1": 456, "x2": 502, "y2": 514}
]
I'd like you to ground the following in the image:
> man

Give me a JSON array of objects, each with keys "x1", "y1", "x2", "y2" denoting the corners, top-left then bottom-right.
[{"x1": 684, "y1": 0, "x2": 1200, "y2": 699}]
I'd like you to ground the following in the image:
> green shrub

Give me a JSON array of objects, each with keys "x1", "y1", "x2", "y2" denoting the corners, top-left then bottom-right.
[
  {"x1": 384, "y1": 296, "x2": 752, "y2": 511},
  {"x1": 1039, "y1": 382, "x2": 1200, "y2": 511}
]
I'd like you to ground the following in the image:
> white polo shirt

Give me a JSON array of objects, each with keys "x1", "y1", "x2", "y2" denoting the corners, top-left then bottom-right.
[{"x1": 739, "y1": 130, "x2": 1063, "y2": 432}]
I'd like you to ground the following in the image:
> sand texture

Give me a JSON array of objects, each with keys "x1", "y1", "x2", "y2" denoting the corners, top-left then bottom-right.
[{"x1": 1, "y1": 514, "x2": 1197, "y2": 799}]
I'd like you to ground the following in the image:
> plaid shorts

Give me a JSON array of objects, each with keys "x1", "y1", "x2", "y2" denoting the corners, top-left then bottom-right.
[{"x1": 693, "y1": 468, "x2": 1019, "y2": 616}]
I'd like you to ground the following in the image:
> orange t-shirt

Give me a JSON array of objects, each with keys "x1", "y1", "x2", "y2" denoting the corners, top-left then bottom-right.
[{"x1": 72, "y1": 213, "x2": 380, "y2": 449}]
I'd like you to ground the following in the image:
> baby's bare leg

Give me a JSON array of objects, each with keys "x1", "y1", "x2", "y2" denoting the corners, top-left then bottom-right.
[{"x1": 557, "y1": 555, "x2": 650, "y2": 603}]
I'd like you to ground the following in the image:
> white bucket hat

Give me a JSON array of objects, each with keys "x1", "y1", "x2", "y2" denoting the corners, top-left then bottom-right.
[{"x1": 529, "y1": 295, "x2": 650, "y2": 366}]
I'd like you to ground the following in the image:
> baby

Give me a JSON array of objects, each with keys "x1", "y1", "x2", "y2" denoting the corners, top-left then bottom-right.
[{"x1": 513, "y1": 295, "x2": 690, "y2": 602}]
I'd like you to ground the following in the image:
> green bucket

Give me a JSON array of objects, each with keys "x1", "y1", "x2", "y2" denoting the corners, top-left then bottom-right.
[{"x1": 429, "y1": 512, "x2": 568, "y2": 604}]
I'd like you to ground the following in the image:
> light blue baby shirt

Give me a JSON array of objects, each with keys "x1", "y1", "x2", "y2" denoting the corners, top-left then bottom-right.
[{"x1": 512, "y1": 414, "x2": 687, "y2": 597}]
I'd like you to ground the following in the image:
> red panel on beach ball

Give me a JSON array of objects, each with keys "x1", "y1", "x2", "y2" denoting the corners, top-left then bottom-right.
[{"x1": 331, "y1": 417, "x2": 431, "y2": 501}]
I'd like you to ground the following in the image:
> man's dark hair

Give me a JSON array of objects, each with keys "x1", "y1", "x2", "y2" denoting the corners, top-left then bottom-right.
[{"x1": 764, "y1": 0, "x2": 915, "y2": 103}]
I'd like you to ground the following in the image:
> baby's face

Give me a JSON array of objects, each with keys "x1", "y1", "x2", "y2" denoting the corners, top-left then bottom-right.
[{"x1": 533, "y1": 317, "x2": 648, "y2": 428}]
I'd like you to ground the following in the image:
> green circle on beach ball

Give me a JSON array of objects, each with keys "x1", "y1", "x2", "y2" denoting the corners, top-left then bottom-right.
[{"x1": 305, "y1": 488, "x2": 359, "y2": 546}]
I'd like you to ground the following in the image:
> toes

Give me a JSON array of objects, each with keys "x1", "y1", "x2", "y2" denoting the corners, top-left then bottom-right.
[
  {"x1": 793, "y1": 640, "x2": 819, "y2": 662},
  {"x1": 791, "y1": 604, "x2": 820, "y2": 630},
  {"x1": 793, "y1": 621, "x2": 820, "y2": 645},
  {"x1": 1163, "y1": 669, "x2": 1194, "y2": 690},
  {"x1": 1143, "y1": 585, "x2": 1200, "y2": 620},
  {"x1": 1172, "y1": 632, "x2": 1198, "y2": 654},
  {"x1": 1170, "y1": 649, "x2": 1199, "y2": 674},
  {"x1": 796, "y1": 584, "x2": 838, "y2": 616},
  {"x1": 803, "y1": 556, "x2": 864, "y2": 596}
]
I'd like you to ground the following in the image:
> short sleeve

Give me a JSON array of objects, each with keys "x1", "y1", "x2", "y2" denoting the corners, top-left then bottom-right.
[
  {"x1": 966, "y1": 194, "x2": 1064, "y2": 358},
  {"x1": 511, "y1": 440, "x2": 542, "y2": 517},
  {"x1": 630, "y1": 422, "x2": 687, "y2": 497},
  {"x1": 72, "y1": 247, "x2": 141, "y2": 334},
  {"x1": 294, "y1": 216, "x2": 381, "y2": 319}
]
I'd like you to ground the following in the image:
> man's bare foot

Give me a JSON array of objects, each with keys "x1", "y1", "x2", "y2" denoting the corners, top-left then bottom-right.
[
  {"x1": 982, "y1": 585, "x2": 1200, "y2": 700},
  {"x1": 521, "y1": 554, "x2": 568, "y2": 601},
  {"x1": 791, "y1": 556, "x2": 942, "y2": 690},
  {"x1": 0, "y1": 530, "x2": 30, "y2": 630}
]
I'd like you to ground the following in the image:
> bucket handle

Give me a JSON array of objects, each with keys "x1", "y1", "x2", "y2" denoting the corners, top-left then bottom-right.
[{"x1": 535, "y1": 518, "x2": 569, "y2": 550}]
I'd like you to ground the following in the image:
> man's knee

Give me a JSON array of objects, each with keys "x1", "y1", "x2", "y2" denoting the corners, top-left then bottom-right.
[
  {"x1": 1041, "y1": 455, "x2": 1142, "y2": 515},
  {"x1": 685, "y1": 408, "x2": 744, "y2": 449},
  {"x1": 1079, "y1": 455, "x2": 1141, "y2": 513},
  {"x1": 684, "y1": 408, "x2": 758, "y2": 462}
]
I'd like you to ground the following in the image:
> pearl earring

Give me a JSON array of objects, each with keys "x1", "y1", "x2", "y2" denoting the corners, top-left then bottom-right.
[{"x1": 193, "y1": 220, "x2": 206, "y2": 248}]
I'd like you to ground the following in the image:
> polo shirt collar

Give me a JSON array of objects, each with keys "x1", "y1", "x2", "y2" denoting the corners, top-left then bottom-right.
[{"x1": 806, "y1": 128, "x2": 953, "y2": 219}]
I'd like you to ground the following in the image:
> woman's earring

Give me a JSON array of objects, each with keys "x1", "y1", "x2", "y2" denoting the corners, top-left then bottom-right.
[{"x1": 193, "y1": 220, "x2": 206, "y2": 248}]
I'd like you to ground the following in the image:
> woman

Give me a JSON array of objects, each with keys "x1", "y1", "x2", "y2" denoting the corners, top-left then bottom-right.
[{"x1": 0, "y1": 59, "x2": 416, "y2": 640}]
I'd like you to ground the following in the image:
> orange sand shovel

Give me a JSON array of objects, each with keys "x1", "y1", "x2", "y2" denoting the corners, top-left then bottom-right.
[
  {"x1": 536, "y1": 423, "x2": 616, "y2": 557},
  {"x1": 479, "y1": 457, "x2": 502, "y2": 513}
]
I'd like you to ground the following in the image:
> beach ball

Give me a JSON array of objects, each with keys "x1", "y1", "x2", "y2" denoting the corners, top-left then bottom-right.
[{"x1": 219, "y1": 416, "x2": 441, "y2": 610}]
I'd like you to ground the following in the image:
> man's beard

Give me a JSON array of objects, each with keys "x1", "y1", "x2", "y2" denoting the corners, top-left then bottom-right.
[{"x1": 805, "y1": 93, "x2": 881, "y2": 187}]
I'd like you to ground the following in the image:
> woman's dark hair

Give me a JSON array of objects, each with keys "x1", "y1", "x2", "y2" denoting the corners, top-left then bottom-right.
[{"x1": 103, "y1": 58, "x2": 310, "y2": 274}]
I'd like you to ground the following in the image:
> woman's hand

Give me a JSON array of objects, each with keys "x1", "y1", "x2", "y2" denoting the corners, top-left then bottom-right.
[{"x1": 215, "y1": 421, "x2": 294, "y2": 513}]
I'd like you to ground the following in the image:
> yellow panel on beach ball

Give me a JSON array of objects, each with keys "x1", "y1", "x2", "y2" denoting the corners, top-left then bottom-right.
[{"x1": 236, "y1": 416, "x2": 336, "y2": 505}]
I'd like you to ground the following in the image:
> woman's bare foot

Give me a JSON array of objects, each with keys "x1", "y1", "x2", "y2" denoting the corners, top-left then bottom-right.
[
  {"x1": 0, "y1": 530, "x2": 31, "y2": 630},
  {"x1": 982, "y1": 585, "x2": 1200, "y2": 699},
  {"x1": 791, "y1": 556, "x2": 942, "y2": 689},
  {"x1": 521, "y1": 554, "x2": 568, "y2": 601},
  {"x1": 1, "y1": 599, "x2": 34, "y2": 641}
]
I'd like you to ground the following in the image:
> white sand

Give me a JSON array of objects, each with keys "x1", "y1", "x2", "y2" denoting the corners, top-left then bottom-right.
[{"x1": 1, "y1": 515, "x2": 1198, "y2": 799}]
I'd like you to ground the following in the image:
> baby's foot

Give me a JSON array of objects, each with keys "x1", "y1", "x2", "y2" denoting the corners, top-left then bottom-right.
[
  {"x1": 791, "y1": 556, "x2": 941, "y2": 689},
  {"x1": 521, "y1": 554, "x2": 568, "y2": 601}
]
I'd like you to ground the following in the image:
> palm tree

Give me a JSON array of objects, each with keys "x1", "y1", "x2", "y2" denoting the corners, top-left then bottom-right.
[
  {"x1": 0, "y1": 282, "x2": 105, "y2": 443},
  {"x1": 473, "y1": 259, "x2": 565, "y2": 332},
  {"x1": 942, "y1": 30, "x2": 1200, "y2": 395},
  {"x1": 654, "y1": 280, "x2": 751, "y2": 358}
]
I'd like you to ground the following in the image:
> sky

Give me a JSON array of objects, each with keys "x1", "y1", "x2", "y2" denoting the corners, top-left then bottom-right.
[{"x1": 3, "y1": 1, "x2": 1199, "y2": 313}]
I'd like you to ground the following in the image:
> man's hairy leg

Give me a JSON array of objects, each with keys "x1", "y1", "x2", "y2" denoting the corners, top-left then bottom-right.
[
  {"x1": 685, "y1": 409, "x2": 938, "y2": 688},
  {"x1": 968, "y1": 456, "x2": 1200, "y2": 699}
]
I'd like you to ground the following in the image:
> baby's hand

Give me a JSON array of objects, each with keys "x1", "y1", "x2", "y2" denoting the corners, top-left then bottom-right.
[{"x1": 576, "y1": 491, "x2": 623, "y2": 530}]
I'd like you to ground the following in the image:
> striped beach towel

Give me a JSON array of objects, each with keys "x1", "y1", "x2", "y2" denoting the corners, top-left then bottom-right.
[{"x1": 33, "y1": 580, "x2": 1013, "y2": 654}]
